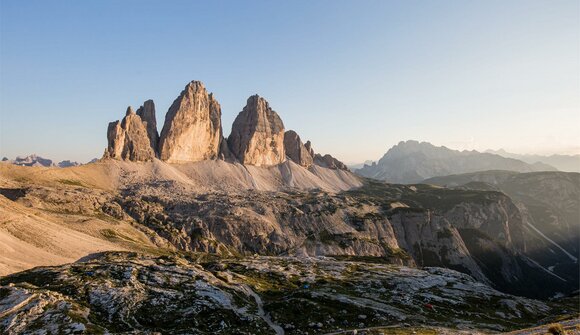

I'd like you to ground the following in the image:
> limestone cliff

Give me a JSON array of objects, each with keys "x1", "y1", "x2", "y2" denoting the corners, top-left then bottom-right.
[
  {"x1": 227, "y1": 95, "x2": 285, "y2": 166},
  {"x1": 158, "y1": 81, "x2": 223, "y2": 163}
]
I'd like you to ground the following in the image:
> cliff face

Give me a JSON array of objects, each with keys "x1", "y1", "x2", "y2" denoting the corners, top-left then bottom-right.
[
  {"x1": 424, "y1": 170, "x2": 580, "y2": 291},
  {"x1": 158, "y1": 81, "x2": 223, "y2": 163},
  {"x1": 104, "y1": 106, "x2": 156, "y2": 161},
  {"x1": 283, "y1": 130, "x2": 313, "y2": 167},
  {"x1": 107, "y1": 178, "x2": 570, "y2": 298},
  {"x1": 227, "y1": 95, "x2": 286, "y2": 166},
  {"x1": 102, "y1": 80, "x2": 352, "y2": 171},
  {"x1": 136, "y1": 99, "x2": 159, "y2": 153}
]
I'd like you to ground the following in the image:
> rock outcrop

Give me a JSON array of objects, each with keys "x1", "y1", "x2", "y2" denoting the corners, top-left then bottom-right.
[
  {"x1": 313, "y1": 153, "x2": 349, "y2": 170},
  {"x1": 304, "y1": 140, "x2": 315, "y2": 158},
  {"x1": 283, "y1": 130, "x2": 313, "y2": 167},
  {"x1": 228, "y1": 95, "x2": 285, "y2": 166},
  {"x1": 158, "y1": 81, "x2": 223, "y2": 163},
  {"x1": 101, "y1": 80, "x2": 352, "y2": 169},
  {"x1": 136, "y1": 100, "x2": 159, "y2": 154},
  {"x1": 104, "y1": 107, "x2": 156, "y2": 161}
]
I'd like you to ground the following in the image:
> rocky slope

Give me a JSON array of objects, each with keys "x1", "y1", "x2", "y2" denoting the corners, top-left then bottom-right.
[
  {"x1": 0, "y1": 252, "x2": 566, "y2": 335},
  {"x1": 356, "y1": 140, "x2": 556, "y2": 184},
  {"x1": 159, "y1": 81, "x2": 223, "y2": 163},
  {"x1": 423, "y1": 170, "x2": 580, "y2": 291},
  {"x1": 1, "y1": 160, "x2": 574, "y2": 299}
]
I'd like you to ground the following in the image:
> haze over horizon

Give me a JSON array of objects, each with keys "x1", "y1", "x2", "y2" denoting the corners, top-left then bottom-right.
[{"x1": 1, "y1": 0, "x2": 578, "y2": 163}]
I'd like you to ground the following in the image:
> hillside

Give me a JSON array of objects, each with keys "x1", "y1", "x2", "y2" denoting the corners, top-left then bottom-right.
[
  {"x1": 486, "y1": 149, "x2": 580, "y2": 172},
  {"x1": 356, "y1": 141, "x2": 556, "y2": 184},
  {"x1": 0, "y1": 252, "x2": 568, "y2": 334},
  {"x1": 423, "y1": 170, "x2": 580, "y2": 290}
]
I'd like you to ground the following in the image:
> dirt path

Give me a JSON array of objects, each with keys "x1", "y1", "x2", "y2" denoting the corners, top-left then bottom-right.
[{"x1": 240, "y1": 284, "x2": 285, "y2": 335}]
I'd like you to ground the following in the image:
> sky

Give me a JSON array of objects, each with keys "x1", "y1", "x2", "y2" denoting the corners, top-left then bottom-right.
[{"x1": 1, "y1": 0, "x2": 578, "y2": 163}]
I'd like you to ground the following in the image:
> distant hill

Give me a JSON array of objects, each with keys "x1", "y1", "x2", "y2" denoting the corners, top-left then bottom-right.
[
  {"x1": 486, "y1": 149, "x2": 580, "y2": 172},
  {"x1": 355, "y1": 140, "x2": 557, "y2": 184},
  {"x1": 347, "y1": 160, "x2": 374, "y2": 170},
  {"x1": 1, "y1": 154, "x2": 87, "y2": 168}
]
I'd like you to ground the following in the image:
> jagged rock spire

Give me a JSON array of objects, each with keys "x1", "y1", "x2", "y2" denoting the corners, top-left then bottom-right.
[{"x1": 158, "y1": 81, "x2": 223, "y2": 163}]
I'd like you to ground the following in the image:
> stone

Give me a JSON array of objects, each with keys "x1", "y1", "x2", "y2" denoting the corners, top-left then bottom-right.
[
  {"x1": 283, "y1": 130, "x2": 313, "y2": 167},
  {"x1": 158, "y1": 81, "x2": 223, "y2": 163},
  {"x1": 136, "y1": 100, "x2": 159, "y2": 154},
  {"x1": 227, "y1": 95, "x2": 285, "y2": 166},
  {"x1": 104, "y1": 106, "x2": 156, "y2": 161}
]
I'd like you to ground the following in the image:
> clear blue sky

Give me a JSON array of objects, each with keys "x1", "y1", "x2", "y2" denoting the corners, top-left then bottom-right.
[{"x1": 1, "y1": 0, "x2": 578, "y2": 163}]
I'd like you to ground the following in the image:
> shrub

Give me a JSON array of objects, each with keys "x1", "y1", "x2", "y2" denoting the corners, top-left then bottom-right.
[{"x1": 548, "y1": 323, "x2": 567, "y2": 335}]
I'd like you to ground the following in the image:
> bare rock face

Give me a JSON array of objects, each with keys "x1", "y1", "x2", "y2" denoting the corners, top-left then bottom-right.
[
  {"x1": 228, "y1": 95, "x2": 285, "y2": 166},
  {"x1": 283, "y1": 130, "x2": 313, "y2": 167},
  {"x1": 104, "y1": 107, "x2": 156, "y2": 161},
  {"x1": 303, "y1": 140, "x2": 348, "y2": 170},
  {"x1": 304, "y1": 140, "x2": 314, "y2": 158},
  {"x1": 158, "y1": 81, "x2": 223, "y2": 163},
  {"x1": 136, "y1": 100, "x2": 159, "y2": 154},
  {"x1": 314, "y1": 153, "x2": 349, "y2": 170}
]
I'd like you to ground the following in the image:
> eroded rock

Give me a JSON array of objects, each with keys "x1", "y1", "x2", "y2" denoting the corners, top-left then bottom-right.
[
  {"x1": 228, "y1": 95, "x2": 285, "y2": 166},
  {"x1": 158, "y1": 81, "x2": 223, "y2": 163},
  {"x1": 284, "y1": 130, "x2": 313, "y2": 167},
  {"x1": 104, "y1": 107, "x2": 156, "y2": 161}
]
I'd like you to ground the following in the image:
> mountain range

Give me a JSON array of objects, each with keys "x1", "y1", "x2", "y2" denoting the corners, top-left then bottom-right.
[
  {"x1": 486, "y1": 148, "x2": 580, "y2": 172},
  {"x1": 355, "y1": 140, "x2": 556, "y2": 184},
  {"x1": 1, "y1": 155, "x2": 96, "y2": 168},
  {"x1": 0, "y1": 80, "x2": 578, "y2": 334}
]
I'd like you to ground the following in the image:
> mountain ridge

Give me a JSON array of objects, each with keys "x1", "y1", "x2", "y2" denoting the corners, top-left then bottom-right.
[
  {"x1": 486, "y1": 148, "x2": 580, "y2": 172},
  {"x1": 355, "y1": 140, "x2": 556, "y2": 184}
]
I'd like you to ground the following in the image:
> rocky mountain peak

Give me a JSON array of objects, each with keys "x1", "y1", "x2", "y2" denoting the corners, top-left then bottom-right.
[
  {"x1": 136, "y1": 99, "x2": 159, "y2": 153},
  {"x1": 158, "y1": 81, "x2": 223, "y2": 163},
  {"x1": 104, "y1": 105, "x2": 156, "y2": 162},
  {"x1": 283, "y1": 130, "x2": 313, "y2": 167},
  {"x1": 227, "y1": 95, "x2": 285, "y2": 166},
  {"x1": 125, "y1": 106, "x2": 135, "y2": 116}
]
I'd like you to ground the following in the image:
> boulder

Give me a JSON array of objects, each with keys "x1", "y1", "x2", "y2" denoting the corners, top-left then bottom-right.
[
  {"x1": 228, "y1": 95, "x2": 285, "y2": 166},
  {"x1": 158, "y1": 81, "x2": 223, "y2": 163}
]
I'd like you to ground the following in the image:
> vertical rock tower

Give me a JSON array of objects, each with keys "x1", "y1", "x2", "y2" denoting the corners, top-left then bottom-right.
[
  {"x1": 283, "y1": 130, "x2": 313, "y2": 167},
  {"x1": 104, "y1": 106, "x2": 156, "y2": 161},
  {"x1": 136, "y1": 100, "x2": 159, "y2": 154},
  {"x1": 102, "y1": 80, "x2": 349, "y2": 170},
  {"x1": 158, "y1": 81, "x2": 223, "y2": 163},
  {"x1": 228, "y1": 95, "x2": 286, "y2": 166}
]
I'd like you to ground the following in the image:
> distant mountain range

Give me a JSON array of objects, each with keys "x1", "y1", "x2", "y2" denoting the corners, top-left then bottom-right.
[
  {"x1": 355, "y1": 140, "x2": 556, "y2": 184},
  {"x1": 486, "y1": 149, "x2": 580, "y2": 172},
  {"x1": 1, "y1": 154, "x2": 96, "y2": 168}
]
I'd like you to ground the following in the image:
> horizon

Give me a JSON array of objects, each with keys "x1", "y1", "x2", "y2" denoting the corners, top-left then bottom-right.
[{"x1": 1, "y1": 1, "x2": 579, "y2": 162}]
